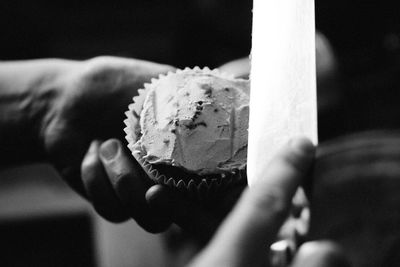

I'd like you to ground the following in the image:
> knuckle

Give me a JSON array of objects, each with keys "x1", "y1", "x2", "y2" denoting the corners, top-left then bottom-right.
[
  {"x1": 88, "y1": 56, "x2": 115, "y2": 70},
  {"x1": 110, "y1": 170, "x2": 132, "y2": 187},
  {"x1": 281, "y1": 150, "x2": 309, "y2": 174},
  {"x1": 81, "y1": 56, "x2": 118, "y2": 87},
  {"x1": 251, "y1": 188, "x2": 289, "y2": 220}
]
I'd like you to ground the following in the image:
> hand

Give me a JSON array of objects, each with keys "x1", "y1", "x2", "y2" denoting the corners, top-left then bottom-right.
[
  {"x1": 82, "y1": 136, "x2": 349, "y2": 265},
  {"x1": 186, "y1": 138, "x2": 350, "y2": 267},
  {"x1": 81, "y1": 138, "x2": 246, "y2": 233},
  {"x1": 82, "y1": 135, "x2": 350, "y2": 266},
  {"x1": 40, "y1": 56, "x2": 174, "y2": 196}
]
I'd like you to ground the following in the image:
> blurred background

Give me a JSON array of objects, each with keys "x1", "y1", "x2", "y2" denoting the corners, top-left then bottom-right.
[{"x1": 0, "y1": 0, "x2": 399, "y2": 266}]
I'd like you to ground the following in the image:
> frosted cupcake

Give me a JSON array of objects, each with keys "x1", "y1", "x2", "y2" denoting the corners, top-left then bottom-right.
[{"x1": 125, "y1": 68, "x2": 249, "y2": 198}]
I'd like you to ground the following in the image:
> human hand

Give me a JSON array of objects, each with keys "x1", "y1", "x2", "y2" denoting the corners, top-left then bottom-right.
[
  {"x1": 81, "y1": 138, "x2": 246, "y2": 232},
  {"x1": 40, "y1": 56, "x2": 174, "y2": 196},
  {"x1": 82, "y1": 135, "x2": 349, "y2": 265},
  {"x1": 187, "y1": 138, "x2": 350, "y2": 267}
]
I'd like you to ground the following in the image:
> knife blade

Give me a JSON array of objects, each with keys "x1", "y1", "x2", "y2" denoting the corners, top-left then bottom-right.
[{"x1": 247, "y1": 0, "x2": 318, "y2": 186}]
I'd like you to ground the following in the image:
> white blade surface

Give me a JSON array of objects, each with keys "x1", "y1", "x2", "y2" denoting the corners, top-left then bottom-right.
[{"x1": 248, "y1": 0, "x2": 318, "y2": 186}]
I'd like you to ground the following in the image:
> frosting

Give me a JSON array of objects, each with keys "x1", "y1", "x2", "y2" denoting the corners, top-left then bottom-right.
[{"x1": 135, "y1": 69, "x2": 250, "y2": 175}]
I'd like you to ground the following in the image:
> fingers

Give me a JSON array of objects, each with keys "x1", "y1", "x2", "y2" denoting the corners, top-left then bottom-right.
[
  {"x1": 146, "y1": 184, "x2": 220, "y2": 243},
  {"x1": 291, "y1": 241, "x2": 351, "y2": 267},
  {"x1": 88, "y1": 56, "x2": 175, "y2": 83},
  {"x1": 221, "y1": 137, "x2": 315, "y2": 246},
  {"x1": 189, "y1": 137, "x2": 315, "y2": 267},
  {"x1": 121, "y1": 57, "x2": 176, "y2": 80},
  {"x1": 98, "y1": 139, "x2": 171, "y2": 232},
  {"x1": 81, "y1": 140, "x2": 130, "y2": 222}
]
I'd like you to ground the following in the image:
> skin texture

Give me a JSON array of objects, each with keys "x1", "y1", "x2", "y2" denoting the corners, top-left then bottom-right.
[
  {"x1": 82, "y1": 138, "x2": 246, "y2": 232},
  {"x1": 0, "y1": 56, "x2": 174, "y2": 197},
  {"x1": 1, "y1": 56, "x2": 349, "y2": 266},
  {"x1": 188, "y1": 137, "x2": 316, "y2": 266},
  {"x1": 82, "y1": 136, "x2": 350, "y2": 266}
]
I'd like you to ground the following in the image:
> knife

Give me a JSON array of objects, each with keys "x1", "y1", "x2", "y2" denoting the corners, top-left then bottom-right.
[{"x1": 247, "y1": 0, "x2": 318, "y2": 186}]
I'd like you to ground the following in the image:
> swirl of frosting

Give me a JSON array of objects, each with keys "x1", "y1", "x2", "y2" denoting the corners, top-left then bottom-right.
[{"x1": 136, "y1": 69, "x2": 249, "y2": 175}]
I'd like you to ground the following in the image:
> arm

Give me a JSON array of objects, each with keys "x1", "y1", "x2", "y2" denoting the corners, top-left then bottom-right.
[
  {"x1": 0, "y1": 57, "x2": 174, "y2": 196},
  {"x1": 0, "y1": 59, "x2": 79, "y2": 166}
]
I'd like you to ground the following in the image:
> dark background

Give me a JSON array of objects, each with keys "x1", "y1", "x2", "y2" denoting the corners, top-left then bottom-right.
[
  {"x1": 0, "y1": 0, "x2": 398, "y2": 69},
  {"x1": 0, "y1": 0, "x2": 252, "y2": 68}
]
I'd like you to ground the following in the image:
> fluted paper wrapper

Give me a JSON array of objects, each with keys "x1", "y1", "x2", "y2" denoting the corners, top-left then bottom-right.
[{"x1": 124, "y1": 67, "x2": 246, "y2": 200}]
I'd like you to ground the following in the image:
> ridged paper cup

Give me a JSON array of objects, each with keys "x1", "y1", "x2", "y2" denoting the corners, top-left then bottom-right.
[{"x1": 124, "y1": 67, "x2": 247, "y2": 200}]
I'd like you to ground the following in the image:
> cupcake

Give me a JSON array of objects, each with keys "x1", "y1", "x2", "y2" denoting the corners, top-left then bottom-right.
[{"x1": 124, "y1": 67, "x2": 249, "y2": 198}]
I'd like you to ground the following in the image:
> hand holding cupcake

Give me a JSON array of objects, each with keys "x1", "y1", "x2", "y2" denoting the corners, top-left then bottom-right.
[{"x1": 125, "y1": 67, "x2": 249, "y2": 199}]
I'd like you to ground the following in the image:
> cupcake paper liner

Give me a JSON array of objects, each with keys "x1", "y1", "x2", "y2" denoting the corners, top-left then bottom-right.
[
  {"x1": 124, "y1": 67, "x2": 246, "y2": 199},
  {"x1": 134, "y1": 149, "x2": 246, "y2": 201}
]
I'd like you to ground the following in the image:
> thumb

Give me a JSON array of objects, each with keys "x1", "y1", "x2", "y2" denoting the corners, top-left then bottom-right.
[{"x1": 188, "y1": 138, "x2": 315, "y2": 267}]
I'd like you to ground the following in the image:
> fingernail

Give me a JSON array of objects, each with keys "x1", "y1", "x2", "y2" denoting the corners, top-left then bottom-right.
[
  {"x1": 100, "y1": 139, "x2": 120, "y2": 161},
  {"x1": 289, "y1": 138, "x2": 315, "y2": 156}
]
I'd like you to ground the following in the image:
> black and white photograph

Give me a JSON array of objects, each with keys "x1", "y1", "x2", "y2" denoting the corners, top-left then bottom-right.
[{"x1": 0, "y1": 1, "x2": 399, "y2": 266}]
